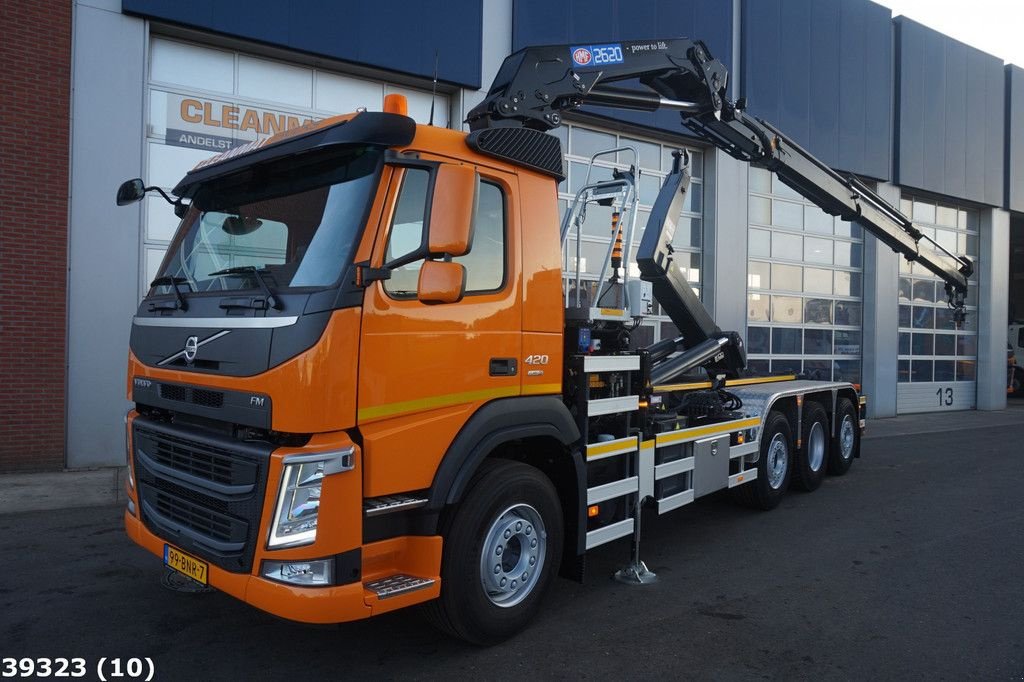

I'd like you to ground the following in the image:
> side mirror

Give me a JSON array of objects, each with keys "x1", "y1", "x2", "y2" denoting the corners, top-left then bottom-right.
[
  {"x1": 417, "y1": 260, "x2": 465, "y2": 304},
  {"x1": 427, "y1": 165, "x2": 477, "y2": 256},
  {"x1": 116, "y1": 178, "x2": 146, "y2": 206}
]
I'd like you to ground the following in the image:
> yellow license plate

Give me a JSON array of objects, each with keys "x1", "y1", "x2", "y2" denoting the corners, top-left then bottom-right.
[{"x1": 164, "y1": 544, "x2": 208, "y2": 585}]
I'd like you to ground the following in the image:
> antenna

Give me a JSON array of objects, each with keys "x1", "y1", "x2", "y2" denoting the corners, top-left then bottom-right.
[{"x1": 429, "y1": 50, "x2": 439, "y2": 126}]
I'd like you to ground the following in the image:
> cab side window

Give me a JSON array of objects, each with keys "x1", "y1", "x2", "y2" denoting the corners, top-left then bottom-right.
[{"x1": 382, "y1": 169, "x2": 507, "y2": 297}]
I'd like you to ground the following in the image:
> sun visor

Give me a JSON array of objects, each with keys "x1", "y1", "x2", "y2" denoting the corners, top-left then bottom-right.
[{"x1": 172, "y1": 111, "x2": 416, "y2": 199}]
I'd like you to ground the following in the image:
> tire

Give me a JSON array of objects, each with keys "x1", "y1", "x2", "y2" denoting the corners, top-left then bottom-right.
[
  {"x1": 1012, "y1": 368, "x2": 1024, "y2": 395},
  {"x1": 733, "y1": 411, "x2": 792, "y2": 510},
  {"x1": 792, "y1": 401, "x2": 829, "y2": 492},
  {"x1": 423, "y1": 459, "x2": 564, "y2": 645},
  {"x1": 827, "y1": 397, "x2": 858, "y2": 476}
]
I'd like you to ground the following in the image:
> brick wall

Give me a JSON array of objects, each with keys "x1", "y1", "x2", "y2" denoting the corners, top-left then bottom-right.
[{"x1": 0, "y1": 0, "x2": 72, "y2": 471}]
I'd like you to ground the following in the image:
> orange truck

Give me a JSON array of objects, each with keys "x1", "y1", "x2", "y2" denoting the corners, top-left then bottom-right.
[{"x1": 117, "y1": 39, "x2": 972, "y2": 643}]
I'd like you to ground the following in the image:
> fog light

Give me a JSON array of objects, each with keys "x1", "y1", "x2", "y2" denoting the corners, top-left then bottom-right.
[
  {"x1": 261, "y1": 559, "x2": 333, "y2": 586},
  {"x1": 127, "y1": 499, "x2": 136, "y2": 516}
]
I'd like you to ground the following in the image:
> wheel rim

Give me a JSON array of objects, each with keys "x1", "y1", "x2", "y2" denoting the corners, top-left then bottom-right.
[
  {"x1": 479, "y1": 504, "x2": 547, "y2": 608},
  {"x1": 839, "y1": 415, "x2": 855, "y2": 461},
  {"x1": 807, "y1": 421, "x2": 826, "y2": 471},
  {"x1": 766, "y1": 433, "x2": 789, "y2": 489}
]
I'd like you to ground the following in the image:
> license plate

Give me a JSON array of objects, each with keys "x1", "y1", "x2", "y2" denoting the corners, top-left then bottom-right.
[{"x1": 164, "y1": 544, "x2": 208, "y2": 585}]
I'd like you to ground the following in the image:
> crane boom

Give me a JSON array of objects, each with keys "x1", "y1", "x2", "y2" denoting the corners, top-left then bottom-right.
[{"x1": 467, "y1": 38, "x2": 973, "y2": 381}]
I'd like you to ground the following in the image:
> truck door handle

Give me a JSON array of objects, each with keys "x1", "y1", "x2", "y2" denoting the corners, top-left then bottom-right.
[{"x1": 489, "y1": 358, "x2": 518, "y2": 377}]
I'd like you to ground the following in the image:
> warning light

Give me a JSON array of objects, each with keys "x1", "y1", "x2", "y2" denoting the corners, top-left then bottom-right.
[
  {"x1": 383, "y1": 93, "x2": 408, "y2": 116},
  {"x1": 736, "y1": 433, "x2": 745, "y2": 444},
  {"x1": 588, "y1": 505, "x2": 600, "y2": 518}
]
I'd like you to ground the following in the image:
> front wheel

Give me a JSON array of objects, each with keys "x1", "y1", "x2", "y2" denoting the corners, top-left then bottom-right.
[{"x1": 424, "y1": 459, "x2": 563, "y2": 644}]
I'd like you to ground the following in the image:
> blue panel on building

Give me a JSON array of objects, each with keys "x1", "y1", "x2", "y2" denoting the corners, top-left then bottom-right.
[
  {"x1": 512, "y1": 0, "x2": 734, "y2": 138},
  {"x1": 121, "y1": 0, "x2": 483, "y2": 88},
  {"x1": 894, "y1": 17, "x2": 1005, "y2": 207},
  {"x1": 742, "y1": 0, "x2": 892, "y2": 180},
  {"x1": 1006, "y1": 65, "x2": 1024, "y2": 213}
]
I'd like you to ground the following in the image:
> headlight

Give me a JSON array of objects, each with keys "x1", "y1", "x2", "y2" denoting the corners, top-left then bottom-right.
[{"x1": 268, "y1": 448, "x2": 354, "y2": 549}]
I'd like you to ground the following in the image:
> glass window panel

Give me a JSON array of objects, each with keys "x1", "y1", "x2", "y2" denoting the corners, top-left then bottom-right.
[
  {"x1": 899, "y1": 332, "x2": 911, "y2": 355},
  {"x1": 898, "y1": 359, "x2": 910, "y2": 382},
  {"x1": 936, "y1": 205, "x2": 958, "y2": 227},
  {"x1": 659, "y1": 321, "x2": 679, "y2": 342},
  {"x1": 804, "y1": 298, "x2": 834, "y2": 324},
  {"x1": 804, "y1": 360, "x2": 832, "y2": 380},
  {"x1": 772, "y1": 199, "x2": 803, "y2": 229},
  {"x1": 911, "y1": 306, "x2": 934, "y2": 329},
  {"x1": 804, "y1": 236, "x2": 833, "y2": 264},
  {"x1": 672, "y1": 216, "x2": 702, "y2": 249},
  {"x1": 749, "y1": 228, "x2": 771, "y2": 257},
  {"x1": 966, "y1": 233, "x2": 978, "y2": 256},
  {"x1": 772, "y1": 295, "x2": 803, "y2": 323},
  {"x1": 935, "y1": 307, "x2": 957, "y2": 330},
  {"x1": 684, "y1": 184, "x2": 702, "y2": 213},
  {"x1": 620, "y1": 138, "x2": 660, "y2": 169},
  {"x1": 151, "y1": 39, "x2": 234, "y2": 93},
  {"x1": 771, "y1": 174, "x2": 802, "y2": 199},
  {"x1": 639, "y1": 174, "x2": 660, "y2": 205},
  {"x1": 748, "y1": 261, "x2": 770, "y2": 290},
  {"x1": 569, "y1": 161, "x2": 613, "y2": 195},
  {"x1": 747, "y1": 293, "x2": 770, "y2": 321},
  {"x1": 747, "y1": 359, "x2": 770, "y2": 375},
  {"x1": 834, "y1": 360, "x2": 861, "y2": 384},
  {"x1": 835, "y1": 301, "x2": 862, "y2": 326},
  {"x1": 834, "y1": 241, "x2": 862, "y2": 267},
  {"x1": 835, "y1": 330, "x2": 862, "y2": 356},
  {"x1": 957, "y1": 335, "x2": 978, "y2": 356},
  {"x1": 804, "y1": 206, "x2": 833, "y2": 234},
  {"x1": 900, "y1": 198, "x2": 913, "y2": 216},
  {"x1": 629, "y1": 323, "x2": 655, "y2": 351},
  {"x1": 772, "y1": 358, "x2": 803, "y2": 374},
  {"x1": 967, "y1": 285, "x2": 978, "y2": 307},
  {"x1": 456, "y1": 181, "x2": 506, "y2": 292},
  {"x1": 956, "y1": 360, "x2": 976, "y2": 381},
  {"x1": 749, "y1": 196, "x2": 771, "y2": 224},
  {"x1": 934, "y1": 334, "x2": 956, "y2": 355},
  {"x1": 674, "y1": 251, "x2": 702, "y2": 285},
  {"x1": 836, "y1": 271, "x2": 862, "y2": 297},
  {"x1": 238, "y1": 55, "x2": 313, "y2": 108},
  {"x1": 747, "y1": 326, "x2": 770, "y2": 354},
  {"x1": 898, "y1": 277, "x2": 912, "y2": 301},
  {"x1": 688, "y1": 150, "x2": 703, "y2": 179},
  {"x1": 771, "y1": 232, "x2": 802, "y2": 260},
  {"x1": 935, "y1": 229, "x2": 957, "y2": 253},
  {"x1": 900, "y1": 257, "x2": 912, "y2": 274},
  {"x1": 934, "y1": 360, "x2": 955, "y2": 381},
  {"x1": 771, "y1": 263, "x2": 801, "y2": 291},
  {"x1": 804, "y1": 329, "x2": 833, "y2": 354},
  {"x1": 911, "y1": 360, "x2": 933, "y2": 382},
  {"x1": 962, "y1": 312, "x2": 978, "y2": 332},
  {"x1": 749, "y1": 166, "x2": 771, "y2": 193},
  {"x1": 911, "y1": 333, "x2": 933, "y2": 355},
  {"x1": 805, "y1": 267, "x2": 833, "y2": 294},
  {"x1": 961, "y1": 209, "x2": 979, "y2": 231},
  {"x1": 912, "y1": 200, "x2": 936, "y2": 224},
  {"x1": 572, "y1": 128, "x2": 616, "y2": 158},
  {"x1": 899, "y1": 305, "x2": 912, "y2": 327},
  {"x1": 913, "y1": 280, "x2": 936, "y2": 302},
  {"x1": 834, "y1": 219, "x2": 861, "y2": 238},
  {"x1": 772, "y1": 327, "x2": 802, "y2": 354}
]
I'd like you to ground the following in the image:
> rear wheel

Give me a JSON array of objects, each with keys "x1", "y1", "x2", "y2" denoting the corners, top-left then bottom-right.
[
  {"x1": 733, "y1": 411, "x2": 792, "y2": 510},
  {"x1": 423, "y1": 459, "x2": 563, "y2": 645},
  {"x1": 828, "y1": 397, "x2": 858, "y2": 475},
  {"x1": 792, "y1": 401, "x2": 829, "y2": 492}
]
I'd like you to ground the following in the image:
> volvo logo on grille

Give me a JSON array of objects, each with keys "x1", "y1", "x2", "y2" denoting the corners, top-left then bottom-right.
[{"x1": 183, "y1": 336, "x2": 199, "y2": 363}]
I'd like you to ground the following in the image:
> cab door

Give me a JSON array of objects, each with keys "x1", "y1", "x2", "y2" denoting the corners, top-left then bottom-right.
[{"x1": 357, "y1": 160, "x2": 522, "y2": 497}]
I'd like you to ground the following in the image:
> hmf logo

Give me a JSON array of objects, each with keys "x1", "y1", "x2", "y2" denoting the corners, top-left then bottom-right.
[{"x1": 572, "y1": 47, "x2": 592, "y2": 66}]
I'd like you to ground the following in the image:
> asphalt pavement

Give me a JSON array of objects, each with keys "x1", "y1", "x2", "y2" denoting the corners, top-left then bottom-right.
[{"x1": 2, "y1": 409, "x2": 1023, "y2": 680}]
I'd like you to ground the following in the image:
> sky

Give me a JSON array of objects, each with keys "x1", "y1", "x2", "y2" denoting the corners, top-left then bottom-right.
[{"x1": 874, "y1": 0, "x2": 1024, "y2": 66}]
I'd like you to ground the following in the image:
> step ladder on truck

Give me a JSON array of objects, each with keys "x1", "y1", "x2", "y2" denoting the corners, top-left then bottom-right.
[{"x1": 116, "y1": 37, "x2": 974, "y2": 644}]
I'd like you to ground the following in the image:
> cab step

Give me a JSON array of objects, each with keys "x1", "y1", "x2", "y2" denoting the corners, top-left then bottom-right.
[
  {"x1": 363, "y1": 494, "x2": 428, "y2": 517},
  {"x1": 365, "y1": 574, "x2": 435, "y2": 599}
]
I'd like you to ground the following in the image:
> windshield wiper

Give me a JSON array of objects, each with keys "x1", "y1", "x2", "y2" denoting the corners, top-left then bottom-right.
[
  {"x1": 149, "y1": 276, "x2": 191, "y2": 311},
  {"x1": 207, "y1": 266, "x2": 281, "y2": 310}
]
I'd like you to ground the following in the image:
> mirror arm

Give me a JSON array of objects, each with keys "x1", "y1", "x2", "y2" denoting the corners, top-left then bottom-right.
[{"x1": 146, "y1": 185, "x2": 188, "y2": 217}]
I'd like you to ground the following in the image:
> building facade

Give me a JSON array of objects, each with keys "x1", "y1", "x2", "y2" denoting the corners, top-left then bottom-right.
[{"x1": 3, "y1": 0, "x2": 1021, "y2": 472}]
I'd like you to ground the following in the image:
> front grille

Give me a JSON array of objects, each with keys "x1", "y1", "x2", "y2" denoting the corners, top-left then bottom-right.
[
  {"x1": 158, "y1": 383, "x2": 224, "y2": 408},
  {"x1": 140, "y1": 427, "x2": 255, "y2": 489},
  {"x1": 133, "y1": 416, "x2": 272, "y2": 573}
]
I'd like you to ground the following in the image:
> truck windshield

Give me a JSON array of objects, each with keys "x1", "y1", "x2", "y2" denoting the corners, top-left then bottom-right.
[{"x1": 153, "y1": 146, "x2": 382, "y2": 295}]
